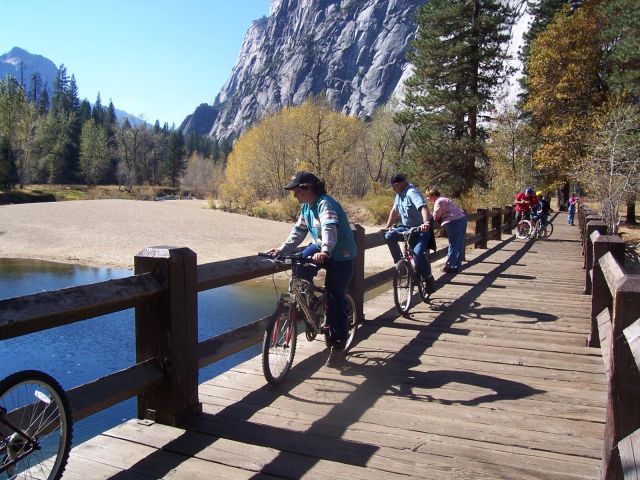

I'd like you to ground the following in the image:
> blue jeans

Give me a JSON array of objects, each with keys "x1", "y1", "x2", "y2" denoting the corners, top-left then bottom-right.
[
  {"x1": 294, "y1": 244, "x2": 354, "y2": 344},
  {"x1": 568, "y1": 207, "x2": 575, "y2": 224},
  {"x1": 384, "y1": 228, "x2": 432, "y2": 279},
  {"x1": 443, "y1": 216, "x2": 467, "y2": 271}
]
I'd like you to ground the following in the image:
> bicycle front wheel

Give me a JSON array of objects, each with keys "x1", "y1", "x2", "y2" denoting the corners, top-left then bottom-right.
[
  {"x1": 262, "y1": 304, "x2": 297, "y2": 386},
  {"x1": 0, "y1": 370, "x2": 73, "y2": 480},
  {"x1": 393, "y1": 259, "x2": 414, "y2": 315},
  {"x1": 515, "y1": 219, "x2": 532, "y2": 239}
]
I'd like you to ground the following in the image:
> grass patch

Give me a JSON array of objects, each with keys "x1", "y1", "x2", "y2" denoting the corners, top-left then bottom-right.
[{"x1": 0, "y1": 189, "x2": 56, "y2": 204}]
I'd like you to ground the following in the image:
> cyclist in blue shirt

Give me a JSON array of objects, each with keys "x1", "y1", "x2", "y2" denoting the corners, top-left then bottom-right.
[
  {"x1": 382, "y1": 173, "x2": 435, "y2": 293},
  {"x1": 266, "y1": 171, "x2": 357, "y2": 361}
]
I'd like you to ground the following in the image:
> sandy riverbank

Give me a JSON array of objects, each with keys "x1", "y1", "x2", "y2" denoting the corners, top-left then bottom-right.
[{"x1": 0, "y1": 199, "x2": 393, "y2": 272}]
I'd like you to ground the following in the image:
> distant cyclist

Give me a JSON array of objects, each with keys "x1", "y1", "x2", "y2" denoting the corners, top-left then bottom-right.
[
  {"x1": 514, "y1": 187, "x2": 539, "y2": 223},
  {"x1": 532, "y1": 191, "x2": 553, "y2": 228}
]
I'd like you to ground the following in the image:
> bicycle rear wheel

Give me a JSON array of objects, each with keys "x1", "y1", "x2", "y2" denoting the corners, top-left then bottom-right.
[
  {"x1": 0, "y1": 370, "x2": 73, "y2": 480},
  {"x1": 262, "y1": 304, "x2": 297, "y2": 386},
  {"x1": 515, "y1": 219, "x2": 532, "y2": 239},
  {"x1": 541, "y1": 222, "x2": 554, "y2": 238},
  {"x1": 393, "y1": 259, "x2": 414, "y2": 315},
  {"x1": 320, "y1": 291, "x2": 358, "y2": 351}
]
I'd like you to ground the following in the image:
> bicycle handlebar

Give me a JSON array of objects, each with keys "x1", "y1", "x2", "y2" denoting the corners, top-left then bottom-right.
[{"x1": 258, "y1": 252, "x2": 319, "y2": 267}]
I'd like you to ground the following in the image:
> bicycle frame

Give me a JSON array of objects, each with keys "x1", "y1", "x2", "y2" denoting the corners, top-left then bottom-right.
[
  {"x1": 260, "y1": 253, "x2": 326, "y2": 335},
  {"x1": 396, "y1": 227, "x2": 421, "y2": 276},
  {"x1": 287, "y1": 276, "x2": 324, "y2": 335}
]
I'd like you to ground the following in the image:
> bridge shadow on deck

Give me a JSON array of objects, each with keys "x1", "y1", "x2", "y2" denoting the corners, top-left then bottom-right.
[{"x1": 109, "y1": 236, "x2": 551, "y2": 479}]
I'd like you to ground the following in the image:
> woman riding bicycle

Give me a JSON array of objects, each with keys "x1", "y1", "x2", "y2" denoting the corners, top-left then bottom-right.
[{"x1": 265, "y1": 171, "x2": 357, "y2": 363}]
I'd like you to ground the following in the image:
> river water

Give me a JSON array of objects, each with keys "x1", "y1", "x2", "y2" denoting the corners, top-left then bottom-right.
[{"x1": 0, "y1": 258, "x2": 282, "y2": 445}]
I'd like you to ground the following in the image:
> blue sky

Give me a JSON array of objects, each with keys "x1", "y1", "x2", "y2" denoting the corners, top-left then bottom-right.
[{"x1": 2, "y1": 0, "x2": 271, "y2": 127}]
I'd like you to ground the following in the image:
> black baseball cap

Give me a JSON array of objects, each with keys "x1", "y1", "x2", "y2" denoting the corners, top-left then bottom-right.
[
  {"x1": 390, "y1": 173, "x2": 407, "y2": 185},
  {"x1": 284, "y1": 171, "x2": 319, "y2": 190}
]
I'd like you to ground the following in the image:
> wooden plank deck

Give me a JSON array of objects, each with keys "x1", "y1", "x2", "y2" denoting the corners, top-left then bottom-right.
[{"x1": 63, "y1": 214, "x2": 607, "y2": 479}]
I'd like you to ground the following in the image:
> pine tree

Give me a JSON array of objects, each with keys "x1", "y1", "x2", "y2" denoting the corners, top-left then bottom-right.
[
  {"x1": 92, "y1": 93, "x2": 104, "y2": 126},
  {"x1": 38, "y1": 83, "x2": 50, "y2": 114},
  {"x1": 28, "y1": 72, "x2": 43, "y2": 106},
  {"x1": 400, "y1": 0, "x2": 515, "y2": 196},
  {"x1": 104, "y1": 100, "x2": 119, "y2": 183},
  {"x1": 51, "y1": 65, "x2": 69, "y2": 114},
  {"x1": 78, "y1": 99, "x2": 92, "y2": 125},
  {"x1": 599, "y1": 0, "x2": 640, "y2": 100},
  {"x1": 163, "y1": 130, "x2": 187, "y2": 188}
]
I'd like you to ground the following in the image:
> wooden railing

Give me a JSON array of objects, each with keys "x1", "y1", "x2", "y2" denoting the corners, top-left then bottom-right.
[
  {"x1": 578, "y1": 204, "x2": 640, "y2": 479},
  {"x1": 0, "y1": 205, "x2": 517, "y2": 427}
]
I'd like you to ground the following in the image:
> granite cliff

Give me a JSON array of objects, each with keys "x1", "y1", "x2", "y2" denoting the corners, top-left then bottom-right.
[{"x1": 181, "y1": 0, "x2": 426, "y2": 141}]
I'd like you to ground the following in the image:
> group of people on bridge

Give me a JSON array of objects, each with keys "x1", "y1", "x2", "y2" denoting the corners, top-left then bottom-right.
[{"x1": 265, "y1": 170, "x2": 469, "y2": 366}]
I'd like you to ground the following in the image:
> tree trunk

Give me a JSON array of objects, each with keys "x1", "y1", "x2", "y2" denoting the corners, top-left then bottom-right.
[{"x1": 626, "y1": 198, "x2": 637, "y2": 225}]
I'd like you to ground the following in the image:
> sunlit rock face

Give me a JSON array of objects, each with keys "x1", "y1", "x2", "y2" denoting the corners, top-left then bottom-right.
[{"x1": 181, "y1": 0, "x2": 426, "y2": 141}]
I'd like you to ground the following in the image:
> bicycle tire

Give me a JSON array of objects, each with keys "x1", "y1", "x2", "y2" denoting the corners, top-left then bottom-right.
[
  {"x1": 542, "y1": 221, "x2": 554, "y2": 238},
  {"x1": 343, "y1": 292, "x2": 358, "y2": 351},
  {"x1": 262, "y1": 304, "x2": 297, "y2": 386},
  {"x1": 0, "y1": 370, "x2": 73, "y2": 480},
  {"x1": 417, "y1": 275, "x2": 431, "y2": 304},
  {"x1": 320, "y1": 292, "x2": 357, "y2": 350},
  {"x1": 515, "y1": 219, "x2": 532, "y2": 239},
  {"x1": 393, "y1": 259, "x2": 414, "y2": 315}
]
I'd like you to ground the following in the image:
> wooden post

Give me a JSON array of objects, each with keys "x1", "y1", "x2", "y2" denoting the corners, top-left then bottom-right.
[
  {"x1": 350, "y1": 224, "x2": 366, "y2": 324},
  {"x1": 491, "y1": 207, "x2": 502, "y2": 241},
  {"x1": 589, "y1": 233, "x2": 624, "y2": 347},
  {"x1": 134, "y1": 246, "x2": 201, "y2": 426},
  {"x1": 503, "y1": 205, "x2": 514, "y2": 235},
  {"x1": 584, "y1": 220, "x2": 607, "y2": 293},
  {"x1": 474, "y1": 208, "x2": 488, "y2": 249},
  {"x1": 602, "y1": 276, "x2": 640, "y2": 479},
  {"x1": 583, "y1": 214, "x2": 601, "y2": 259}
]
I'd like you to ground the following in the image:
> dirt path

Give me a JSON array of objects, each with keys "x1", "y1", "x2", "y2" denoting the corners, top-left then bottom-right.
[{"x1": 0, "y1": 199, "x2": 392, "y2": 271}]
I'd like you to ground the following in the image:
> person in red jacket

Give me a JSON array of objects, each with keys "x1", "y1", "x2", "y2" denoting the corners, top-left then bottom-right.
[{"x1": 514, "y1": 187, "x2": 539, "y2": 223}]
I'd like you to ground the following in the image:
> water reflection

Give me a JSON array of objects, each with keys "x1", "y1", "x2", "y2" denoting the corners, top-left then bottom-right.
[{"x1": 0, "y1": 258, "x2": 282, "y2": 445}]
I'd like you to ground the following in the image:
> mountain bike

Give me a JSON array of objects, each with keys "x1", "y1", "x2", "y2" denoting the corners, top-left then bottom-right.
[
  {"x1": 258, "y1": 252, "x2": 358, "y2": 385},
  {"x1": 384, "y1": 227, "x2": 433, "y2": 315},
  {"x1": 531, "y1": 214, "x2": 554, "y2": 240},
  {"x1": 1, "y1": 370, "x2": 73, "y2": 480}
]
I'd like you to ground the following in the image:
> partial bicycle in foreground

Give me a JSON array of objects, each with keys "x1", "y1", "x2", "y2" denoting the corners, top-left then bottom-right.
[
  {"x1": 258, "y1": 252, "x2": 358, "y2": 385},
  {"x1": 1, "y1": 370, "x2": 73, "y2": 480}
]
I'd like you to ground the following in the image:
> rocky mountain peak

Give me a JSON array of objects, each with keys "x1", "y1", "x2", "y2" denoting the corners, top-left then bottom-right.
[{"x1": 181, "y1": 0, "x2": 426, "y2": 141}]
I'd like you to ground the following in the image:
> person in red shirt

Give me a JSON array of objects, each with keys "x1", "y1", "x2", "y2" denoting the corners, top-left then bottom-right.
[{"x1": 514, "y1": 187, "x2": 539, "y2": 223}]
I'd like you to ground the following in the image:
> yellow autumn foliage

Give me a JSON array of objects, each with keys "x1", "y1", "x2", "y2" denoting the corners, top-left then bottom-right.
[
  {"x1": 525, "y1": 2, "x2": 605, "y2": 186},
  {"x1": 219, "y1": 98, "x2": 364, "y2": 205}
]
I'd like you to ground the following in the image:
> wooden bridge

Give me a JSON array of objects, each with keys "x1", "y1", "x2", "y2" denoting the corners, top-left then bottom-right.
[{"x1": 1, "y1": 205, "x2": 639, "y2": 479}]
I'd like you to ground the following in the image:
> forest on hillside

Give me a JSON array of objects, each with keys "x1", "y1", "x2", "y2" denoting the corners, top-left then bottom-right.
[{"x1": 1, "y1": 0, "x2": 638, "y2": 232}]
